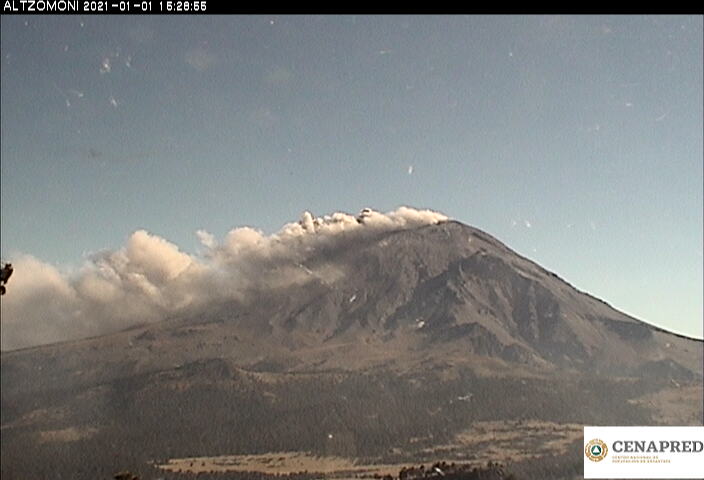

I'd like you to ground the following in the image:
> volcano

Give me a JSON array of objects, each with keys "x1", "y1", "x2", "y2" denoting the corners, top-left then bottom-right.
[{"x1": 1, "y1": 218, "x2": 701, "y2": 479}]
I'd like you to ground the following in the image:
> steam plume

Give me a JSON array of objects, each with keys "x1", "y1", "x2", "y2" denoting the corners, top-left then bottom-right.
[{"x1": 0, "y1": 207, "x2": 447, "y2": 350}]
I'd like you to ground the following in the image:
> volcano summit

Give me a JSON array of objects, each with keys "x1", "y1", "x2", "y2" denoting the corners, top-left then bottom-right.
[{"x1": 1, "y1": 208, "x2": 701, "y2": 479}]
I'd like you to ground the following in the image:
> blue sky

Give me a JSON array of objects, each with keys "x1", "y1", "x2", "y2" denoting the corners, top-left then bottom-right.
[{"x1": 1, "y1": 15, "x2": 702, "y2": 338}]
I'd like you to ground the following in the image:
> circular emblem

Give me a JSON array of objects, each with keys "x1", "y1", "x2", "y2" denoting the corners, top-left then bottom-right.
[{"x1": 585, "y1": 438, "x2": 608, "y2": 462}]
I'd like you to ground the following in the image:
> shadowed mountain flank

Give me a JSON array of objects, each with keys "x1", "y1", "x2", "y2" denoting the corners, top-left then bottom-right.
[{"x1": 1, "y1": 220, "x2": 701, "y2": 480}]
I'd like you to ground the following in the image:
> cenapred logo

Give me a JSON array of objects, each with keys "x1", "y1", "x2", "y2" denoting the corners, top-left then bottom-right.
[
  {"x1": 584, "y1": 426, "x2": 704, "y2": 478},
  {"x1": 585, "y1": 438, "x2": 609, "y2": 462}
]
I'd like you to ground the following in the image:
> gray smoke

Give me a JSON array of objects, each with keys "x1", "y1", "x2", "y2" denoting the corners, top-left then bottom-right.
[{"x1": 0, "y1": 207, "x2": 448, "y2": 350}]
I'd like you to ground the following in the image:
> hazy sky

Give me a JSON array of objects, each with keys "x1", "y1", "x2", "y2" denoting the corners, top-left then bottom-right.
[{"x1": 1, "y1": 15, "x2": 702, "y2": 338}]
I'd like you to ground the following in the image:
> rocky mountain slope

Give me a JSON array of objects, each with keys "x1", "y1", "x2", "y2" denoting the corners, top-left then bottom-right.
[{"x1": 1, "y1": 219, "x2": 701, "y2": 479}]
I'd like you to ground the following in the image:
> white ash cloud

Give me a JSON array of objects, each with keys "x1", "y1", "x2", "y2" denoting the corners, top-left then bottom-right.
[{"x1": 0, "y1": 207, "x2": 448, "y2": 350}]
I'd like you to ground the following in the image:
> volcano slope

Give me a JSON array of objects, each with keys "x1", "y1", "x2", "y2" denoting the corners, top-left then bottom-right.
[{"x1": 1, "y1": 220, "x2": 702, "y2": 479}]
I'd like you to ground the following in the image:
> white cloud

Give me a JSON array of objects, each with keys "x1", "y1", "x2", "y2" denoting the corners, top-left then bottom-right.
[{"x1": 1, "y1": 207, "x2": 448, "y2": 350}]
